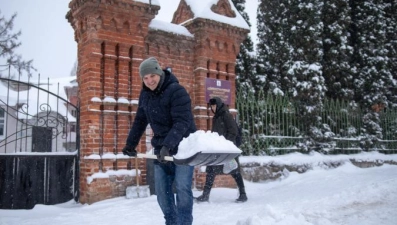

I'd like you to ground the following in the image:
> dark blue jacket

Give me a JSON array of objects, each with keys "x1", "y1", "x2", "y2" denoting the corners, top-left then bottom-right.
[{"x1": 126, "y1": 70, "x2": 196, "y2": 155}]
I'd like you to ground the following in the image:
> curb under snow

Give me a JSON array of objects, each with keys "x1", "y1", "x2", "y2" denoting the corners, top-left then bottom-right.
[{"x1": 239, "y1": 151, "x2": 397, "y2": 182}]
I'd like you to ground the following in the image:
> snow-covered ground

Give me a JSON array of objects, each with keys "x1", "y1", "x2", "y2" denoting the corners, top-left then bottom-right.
[{"x1": 1, "y1": 152, "x2": 396, "y2": 225}]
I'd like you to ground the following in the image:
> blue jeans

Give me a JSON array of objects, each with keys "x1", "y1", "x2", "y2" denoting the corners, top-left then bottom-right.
[{"x1": 154, "y1": 161, "x2": 194, "y2": 225}]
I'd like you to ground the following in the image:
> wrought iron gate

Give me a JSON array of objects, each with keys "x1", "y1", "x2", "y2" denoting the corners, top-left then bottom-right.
[{"x1": 0, "y1": 76, "x2": 80, "y2": 209}]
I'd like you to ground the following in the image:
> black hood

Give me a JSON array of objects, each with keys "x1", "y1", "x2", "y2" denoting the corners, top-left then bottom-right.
[{"x1": 209, "y1": 97, "x2": 225, "y2": 114}]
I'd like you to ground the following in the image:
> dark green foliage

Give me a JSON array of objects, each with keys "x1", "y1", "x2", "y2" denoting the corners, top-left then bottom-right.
[
  {"x1": 231, "y1": 0, "x2": 262, "y2": 95},
  {"x1": 243, "y1": 0, "x2": 397, "y2": 154},
  {"x1": 256, "y1": 0, "x2": 291, "y2": 95},
  {"x1": 322, "y1": 0, "x2": 355, "y2": 100},
  {"x1": 350, "y1": 0, "x2": 396, "y2": 149}
]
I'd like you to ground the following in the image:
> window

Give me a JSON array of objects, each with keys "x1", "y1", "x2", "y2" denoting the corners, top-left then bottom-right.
[
  {"x1": 71, "y1": 109, "x2": 77, "y2": 117},
  {"x1": 0, "y1": 108, "x2": 5, "y2": 138},
  {"x1": 70, "y1": 123, "x2": 76, "y2": 132}
]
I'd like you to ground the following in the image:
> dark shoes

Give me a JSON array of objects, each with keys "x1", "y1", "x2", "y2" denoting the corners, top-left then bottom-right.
[
  {"x1": 195, "y1": 193, "x2": 247, "y2": 203},
  {"x1": 195, "y1": 194, "x2": 209, "y2": 202},
  {"x1": 235, "y1": 193, "x2": 247, "y2": 203}
]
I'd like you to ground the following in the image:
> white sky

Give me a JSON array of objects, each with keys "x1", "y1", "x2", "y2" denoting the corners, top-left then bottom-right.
[
  {"x1": 1, "y1": 147, "x2": 396, "y2": 224},
  {"x1": 2, "y1": 0, "x2": 258, "y2": 79}
]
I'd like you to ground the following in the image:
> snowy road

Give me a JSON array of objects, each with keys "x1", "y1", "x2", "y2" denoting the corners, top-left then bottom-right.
[{"x1": 1, "y1": 155, "x2": 396, "y2": 225}]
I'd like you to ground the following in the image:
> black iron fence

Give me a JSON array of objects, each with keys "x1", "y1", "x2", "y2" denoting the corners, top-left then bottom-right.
[{"x1": 0, "y1": 76, "x2": 79, "y2": 209}]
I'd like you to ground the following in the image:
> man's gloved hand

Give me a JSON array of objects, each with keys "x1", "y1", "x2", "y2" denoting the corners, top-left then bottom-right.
[
  {"x1": 122, "y1": 145, "x2": 137, "y2": 157},
  {"x1": 157, "y1": 146, "x2": 170, "y2": 163}
]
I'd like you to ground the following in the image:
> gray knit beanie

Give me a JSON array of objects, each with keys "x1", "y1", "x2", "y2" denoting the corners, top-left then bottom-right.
[{"x1": 139, "y1": 57, "x2": 164, "y2": 78}]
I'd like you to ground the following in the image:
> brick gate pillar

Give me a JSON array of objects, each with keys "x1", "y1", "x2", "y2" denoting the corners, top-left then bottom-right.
[
  {"x1": 173, "y1": 6, "x2": 249, "y2": 131},
  {"x1": 172, "y1": 0, "x2": 249, "y2": 189},
  {"x1": 188, "y1": 21, "x2": 248, "y2": 189},
  {"x1": 66, "y1": 0, "x2": 159, "y2": 204}
]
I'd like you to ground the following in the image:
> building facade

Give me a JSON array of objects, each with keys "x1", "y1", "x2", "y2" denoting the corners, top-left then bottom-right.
[{"x1": 67, "y1": 0, "x2": 249, "y2": 204}]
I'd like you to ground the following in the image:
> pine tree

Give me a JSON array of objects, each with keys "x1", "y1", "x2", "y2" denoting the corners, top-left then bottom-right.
[
  {"x1": 285, "y1": 0, "x2": 333, "y2": 152},
  {"x1": 351, "y1": 0, "x2": 396, "y2": 150},
  {"x1": 252, "y1": 0, "x2": 396, "y2": 153},
  {"x1": 384, "y1": 0, "x2": 397, "y2": 108},
  {"x1": 322, "y1": 0, "x2": 355, "y2": 101},
  {"x1": 0, "y1": 12, "x2": 35, "y2": 77},
  {"x1": 256, "y1": 0, "x2": 291, "y2": 96},
  {"x1": 232, "y1": 0, "x2": 261, "y2": 154},
  {"x1": 231, "y1": 0, "x2": 261, "y2": 94}
]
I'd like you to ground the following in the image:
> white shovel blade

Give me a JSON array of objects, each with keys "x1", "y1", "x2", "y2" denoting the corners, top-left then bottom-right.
[{"x1": 126, "y1": 185, "x2": 150, "y2": 199}]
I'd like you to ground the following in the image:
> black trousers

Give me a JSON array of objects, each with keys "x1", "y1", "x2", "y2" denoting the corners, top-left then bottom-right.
[{"x1": 203, "y1": 158, "x2": 245, "y2": 194}]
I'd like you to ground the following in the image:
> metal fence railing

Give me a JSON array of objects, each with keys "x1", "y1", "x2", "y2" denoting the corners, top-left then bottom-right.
[
  {"x1": 0, "y1": 76, "x2": 79, "y2": 153},
  {"x1": 236, "y1": 90, "x2": 397, "y2": 155}
]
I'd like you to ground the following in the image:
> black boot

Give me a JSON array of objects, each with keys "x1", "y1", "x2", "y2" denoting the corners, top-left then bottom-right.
[
  {"x1": 195, "y1": 187, "x2": 211, "y2": 202},
  {"x1": 195, "y1": 171, "x2": 215, "y2": 202},
  {"x1": 231, "y1": 171, "x2": 247, "y2": 202},
  {"x1": 235, "y1": 187, "x2": 247, "y2": 202},
  {"x1": 236, "y1": 193, "x2": 247, "y2": 202},
  {"x1": 195, "y1": 186, "x2": 211, "y2": 202},
  {"x1": 195, "y1": 193, "x2": 209, "y2": 202}
]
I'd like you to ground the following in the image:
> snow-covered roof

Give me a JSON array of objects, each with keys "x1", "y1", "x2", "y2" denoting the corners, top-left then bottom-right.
[
  {"x1": 148, "y1": 0, "x2": 249, "y2": 36},
  {"x1": 133, "y1": 0, "x2": 160, "y2": 6},
  {"x1": 183, "y1": 0, "x2": 249, "y2": 30},
  {"x1": 149, "y1": 19, "x2": 194, "y2": 37}
]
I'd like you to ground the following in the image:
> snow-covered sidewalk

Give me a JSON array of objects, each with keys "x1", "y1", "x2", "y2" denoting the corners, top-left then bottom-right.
[{"x1": 1, "y1": 153, "x2": 396, "y2": 225}]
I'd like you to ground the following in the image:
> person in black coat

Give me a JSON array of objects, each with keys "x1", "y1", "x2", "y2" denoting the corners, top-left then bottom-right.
[
  {"x1": 195, "y1": 97, "x2": 248, "y2": 203},
  {"x1": 122, "y1": 57, "x2": 196, "y2": 225}
]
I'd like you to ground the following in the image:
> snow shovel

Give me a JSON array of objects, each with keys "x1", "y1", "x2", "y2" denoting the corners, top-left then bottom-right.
[
  {"x1": 126, "y1": 157, "x2": 150, "y2": 199},
  {"x1": 137, "y1": 151, "x2": 240, "y2": 167}
]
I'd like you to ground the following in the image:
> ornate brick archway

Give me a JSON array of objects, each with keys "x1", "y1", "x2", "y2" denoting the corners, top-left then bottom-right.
[{"x1": 67, "y1": 0, "x2": 248, "y2": 204}]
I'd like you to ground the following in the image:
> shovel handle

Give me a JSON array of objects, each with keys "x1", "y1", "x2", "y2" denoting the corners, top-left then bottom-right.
[
  {"x1": 135, "y1": 156, "x2": 139, "y2": 186},
  {"x1": 137, "y1": 153, "x2": 174, "y2": 161}
]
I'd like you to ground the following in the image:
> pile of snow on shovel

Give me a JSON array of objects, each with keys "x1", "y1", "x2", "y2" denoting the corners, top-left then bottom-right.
[{"x1": 175, "y1": 130, "x2": 242, "y2": 159}]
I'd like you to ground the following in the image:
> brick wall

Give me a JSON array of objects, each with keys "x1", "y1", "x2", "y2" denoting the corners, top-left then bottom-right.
[{"x1": 67, "y1": 0, "x2": 248, "y2": 204}]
